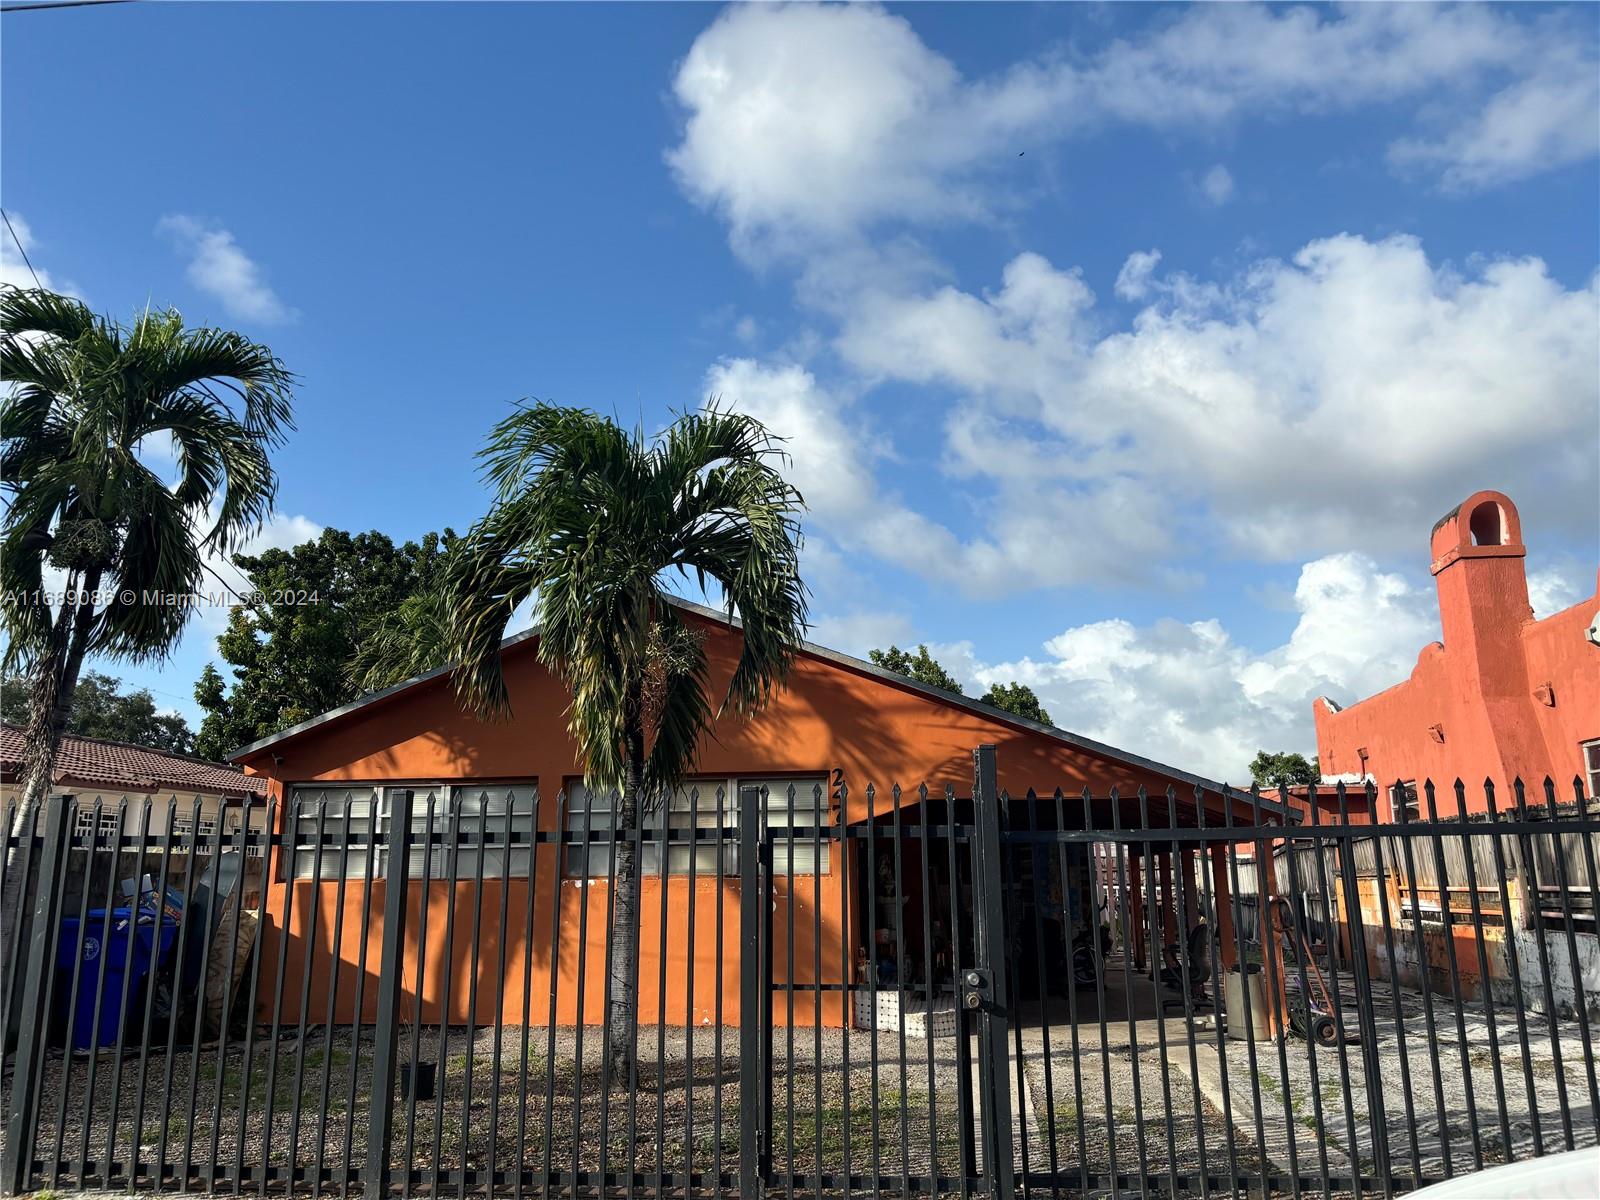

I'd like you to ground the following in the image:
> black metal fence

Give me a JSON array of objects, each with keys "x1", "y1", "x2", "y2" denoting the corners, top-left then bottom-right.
[{"x1": 2, "y1": 752, "x2": 1598, "y2": 1199}]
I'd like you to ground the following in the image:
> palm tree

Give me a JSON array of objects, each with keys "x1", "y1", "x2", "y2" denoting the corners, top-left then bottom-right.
[
  {"x1": 447, "y1": 402, "x2": 807, "y2": 1076},
  {"x1": 0, "y1": 286, "x2": 294, "y2": 912}
]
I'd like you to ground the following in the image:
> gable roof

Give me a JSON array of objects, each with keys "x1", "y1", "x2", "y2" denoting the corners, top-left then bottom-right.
[
  {"x1": 228, "y1": 596, "x2": 1276, "y2": 811},
  {"x1": 1, "y1": 723, "x2": 269, "y2": 798}
]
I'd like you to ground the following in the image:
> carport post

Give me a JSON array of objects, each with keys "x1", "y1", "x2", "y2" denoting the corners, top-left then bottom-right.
[
  {"x1": 365, "y1": 788, "x2": 415, "y2": 1196},
  {"x1": 1210, "y1": 845, "x2": 1238, "y2": 971},
  {"x1": 1157, "y1": 850, "x2": 1177, "y2": 951},
  {"x1": 1129, "y1": 854, "x2": 1145, "y2": 971}
]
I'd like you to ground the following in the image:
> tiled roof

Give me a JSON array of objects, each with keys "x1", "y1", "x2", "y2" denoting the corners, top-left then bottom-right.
[{"x1": 0, "y1": 723, "x2": 268, "y2": 798}]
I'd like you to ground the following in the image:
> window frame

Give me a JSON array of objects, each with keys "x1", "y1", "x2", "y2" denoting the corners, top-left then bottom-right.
[
  {"x1": 1583, "y1": 739, "x2": 1600, "y2": 805},
  {"x1": 287, "y1": 782, "x2": 538, "y2": 880},
  {"x1": 561, "y1": 774, "x2": 831, "y2": 878},
  {"x1": 1393, "y1": 781, "x2": 1421, "y2": 824}
]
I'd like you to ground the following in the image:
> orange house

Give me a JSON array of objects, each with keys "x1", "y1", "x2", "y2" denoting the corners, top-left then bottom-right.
[
  {"x1": 1313, "y1": 490, "x2": 1600, "y2": 819},
  {"x1": 231, "y1": 598, "x2": 1283, "y2": 1030}
]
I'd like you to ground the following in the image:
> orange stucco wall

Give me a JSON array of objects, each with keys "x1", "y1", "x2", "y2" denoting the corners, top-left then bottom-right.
[
  {"x1": 240, "y1": 608, "x2": 1232, "y2": 1029},
  {"x1": 1314, "y1": 491, "x2": 1599, "y2": 816}
]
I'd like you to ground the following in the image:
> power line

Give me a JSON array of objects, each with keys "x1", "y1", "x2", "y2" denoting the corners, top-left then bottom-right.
[
  {"x1": 0, "y1": 208, "x2": 41, "y2": 288},
  {"x1": 1, "y1": 0, "x2": 131, "y2": 12},
  {"x1": 200, "y1": 555, "x2": 268, "y2": 619}
]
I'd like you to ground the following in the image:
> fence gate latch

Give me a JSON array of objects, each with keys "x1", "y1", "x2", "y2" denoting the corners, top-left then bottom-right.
[{"x1": 961, "y1": 968, "x2": 993, "y2": 1012}]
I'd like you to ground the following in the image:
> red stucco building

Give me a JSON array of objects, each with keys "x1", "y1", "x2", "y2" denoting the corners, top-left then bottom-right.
[{"x1": 1313, "y1": 490, "x2": 1600, "y2": 819}]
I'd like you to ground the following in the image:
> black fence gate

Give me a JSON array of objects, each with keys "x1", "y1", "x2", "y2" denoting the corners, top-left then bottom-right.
[
  {"x1": 738, "y1": 748, "x2": 1016, "y2": 1198},
  {"x1": 4, "y1": 749, "x2": 1599, "y2": 1198}
]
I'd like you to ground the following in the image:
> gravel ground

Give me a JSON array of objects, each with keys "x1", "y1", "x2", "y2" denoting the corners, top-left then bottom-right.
[
  {"x1": 9, "y1": 967, "x2": 1598, "y2": 1199},
  {"x1": 1201, "y1": 966, "x2": 1600, "y2": 1189}
]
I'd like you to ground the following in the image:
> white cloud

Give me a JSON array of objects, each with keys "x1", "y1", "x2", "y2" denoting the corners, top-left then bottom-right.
[
  {"x1": 832, "y1": 234, "x2": 1599, "y2": 573},
  {"x1": 809, "y1": 611, "x2": 914, "y2": 658},
  {"x1": 1114, "y1": 249, "x2": 1162, "y2": 301},
  {"x1": 0, "y1": 211, "x2": 78, "y2": 297},
  {"x1": 1389, "y1": 44, "x2": 1600, "y2": 189},
  {"x1": 668, "y1": 4, "x2": 989, "y2": 258},
  {"x1": 703, "y1": 356, "x2": 967, "y2": 573},
  {"x1": 669, "y1": 3, "x2": 1598, "y2": 258},
  {"x1": 1199, "y1": 164, "x2": 1235, "y2": 205},
  {"x1": 706, "y1": 355, "x2": 1178, "y2": 594},
  {"x1": 157, "y1": 215, "x2": 295, "y2": 324},
  {"x1": 1527, "y1": 561, "x2": 1591, "y2": 620},
  {"x1": 941, "y1": 553, "x2": 1440, "y2": 782}
]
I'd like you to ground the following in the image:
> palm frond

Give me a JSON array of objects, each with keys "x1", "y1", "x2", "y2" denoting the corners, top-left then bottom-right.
[
  {"x1": 0, "y1": 286, "x2": 295, "y2": 671},
  {"x1": 0, "y1": 285, "x2": 99, "y2": 347},
  {"x1": 446, "y1": 398, "x2": 807, "y2": 795}
]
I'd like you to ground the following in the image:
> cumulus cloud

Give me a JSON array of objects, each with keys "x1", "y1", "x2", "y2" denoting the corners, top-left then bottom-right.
[
  {"x1": 934, "y1": 553, "x2": 1440, "y2": 782},
  {"x1": 670, "y1": 3, "x2": 1598, "y2": 256},
  {"x1": 832, "y1": 234, "x2": 1599, "y2": 574},
  {"x1": 707, "y1": 355, "x2": 1178, "y2": 594},
  {"x1": 157, "y1": 215, "x2": 295, "y2": 324}
]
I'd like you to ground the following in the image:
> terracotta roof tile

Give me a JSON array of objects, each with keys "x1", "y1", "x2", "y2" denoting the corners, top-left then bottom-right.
[{"x1": 0, "y1": 723, "x2": 268, "y2": 798}]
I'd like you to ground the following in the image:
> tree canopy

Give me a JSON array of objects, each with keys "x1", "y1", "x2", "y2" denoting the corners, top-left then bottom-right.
[
  {"x1": 193, "y1": 528, "x2": 456, "y2": 760},
  {"x1": 1249, "y1": 749, "x2": 1320, "y2": 789},
  {"x1": 868, "y1": 644, "x2": 965, "y2": 694},
  {"x1": 1, "y1": 670, "x2": 195, "y2": 754},
  {"x1": 979, "y1": 680, "x2": 1052, "y2": 725},
  {"x1": 869, "y1": 644, "x2": 1054, "y2": 725}
]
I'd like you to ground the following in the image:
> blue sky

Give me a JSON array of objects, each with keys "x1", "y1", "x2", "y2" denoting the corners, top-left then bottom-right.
[{"x1": 3, "y1": 2, "x2": 1597, "y2": 779}]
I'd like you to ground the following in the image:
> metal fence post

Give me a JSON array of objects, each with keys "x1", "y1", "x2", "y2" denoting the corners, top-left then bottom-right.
[
  {"x1": 365, "y1": 788, "x2": 415, "y2": 1197},
  {"x1": 737, "y1": 784, "x2": 764, "y2": 1198},
  {"x1": 968, "y1": 746, "x2": 1016, "y2": 1200},
  {"x1": 3, "y1": 794, "x2": 71, "y2": 1195}
]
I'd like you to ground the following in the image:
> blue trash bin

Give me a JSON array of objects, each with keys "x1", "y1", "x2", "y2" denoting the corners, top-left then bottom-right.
[{"x1": 57, "y1": 908, "x2": 179, "y2": 1050}]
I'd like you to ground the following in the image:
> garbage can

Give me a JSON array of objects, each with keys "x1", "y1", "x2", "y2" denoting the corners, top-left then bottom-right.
[
  {"x1": 57, "y1": 908, "x2": 178, "y2": 1051},
  {"x1": 1223, "y1": 962, "x2": 1272, "y2": 1043}
]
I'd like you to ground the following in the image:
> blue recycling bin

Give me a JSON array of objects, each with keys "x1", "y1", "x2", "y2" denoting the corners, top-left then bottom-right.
[{"x1": 56, "y1": 907, "x2": 178, "y2": 1051}]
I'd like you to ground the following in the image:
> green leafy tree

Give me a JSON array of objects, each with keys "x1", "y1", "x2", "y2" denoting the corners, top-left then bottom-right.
[
  {"x1": 980, "y1": 680, "x2": 1052, "y2": 725},
  {"x1": 1, "y1": 285, "x2": 292, "y2": 929},
  {"x1": 1, "y1": 670, "x2": 194, "y2": 753},
  {"x1": 1249, "y1": 749, "x2": 1320, "y2": 790},
  {"x1": 868, "y1": 644, "x2": 1052, "y2": 724},
  {"x1": 193, "y1": 529, "x2": 456, "y2": 760},
  {"x1": 868, "y1": 644, "x2": 965, "y2": 694},
  {"x1": 347, "y1": 544, "x2": 462, "y2": 694},
  {"x1": 447, "y1": 403, "x2": 807, "y2": 1077}
]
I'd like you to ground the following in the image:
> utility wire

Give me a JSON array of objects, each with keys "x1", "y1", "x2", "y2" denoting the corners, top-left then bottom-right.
[
  {"x1": 1, "y1": 0, "x2": 131, "y2": 12},
  {"x1": 1, "y1": 208, "x2": 42, "y2": 288}
]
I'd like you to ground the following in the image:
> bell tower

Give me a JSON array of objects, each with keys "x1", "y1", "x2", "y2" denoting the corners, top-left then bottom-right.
[{"x1": 1429, "y1": 490, "x2": 1545, "y2": 785}]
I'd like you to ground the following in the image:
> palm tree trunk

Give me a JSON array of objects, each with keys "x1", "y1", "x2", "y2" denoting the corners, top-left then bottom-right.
[
  {"x1": 2, "y1": 567, "x2": 101, "y2": 1032},
  {"x1": 605, "y1": 714, "x2": 646, "y2": 1081}
]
